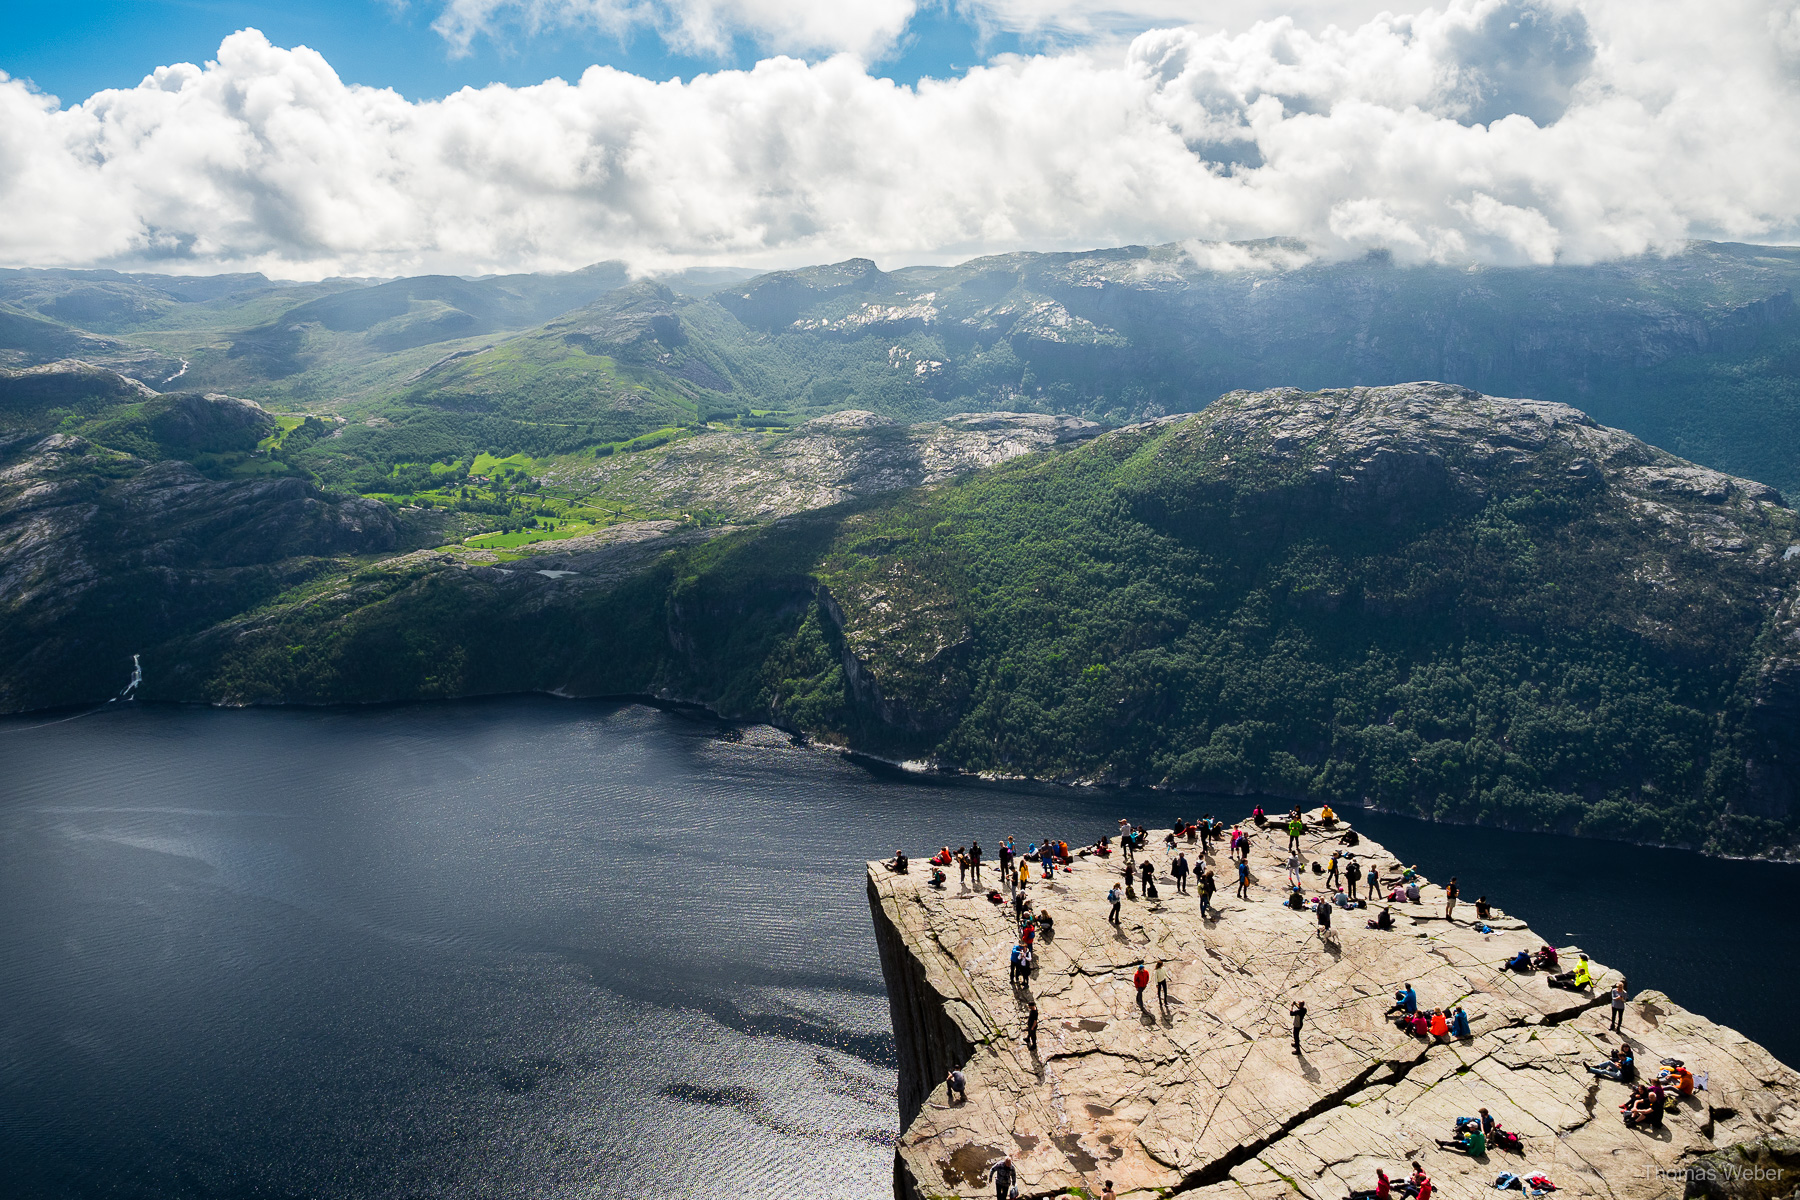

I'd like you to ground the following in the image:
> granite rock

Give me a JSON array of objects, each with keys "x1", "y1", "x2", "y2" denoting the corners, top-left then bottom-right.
[{"x1": 870, "y1": 813, "x2": 1800, "y2": 1198}]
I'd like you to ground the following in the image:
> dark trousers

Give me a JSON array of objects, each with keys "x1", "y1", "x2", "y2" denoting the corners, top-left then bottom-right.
[
  {"x1": 1610, "y1": 1006, "x2": 1624, "y2": 1031},
  {"x1": 1109, "y1": 901, "x2": 1120, "y2": 924},
  {"x1": 1157, "y1": 981, "x2": 1168, "y2": 1005},
  {"x1": 1025, "y1": 1026, "x2": 1037, "y2": 1052},
  {"x1": 972, "y1": 862, "x2": 981, "y2": 882},
  {"x1": 1236, "y1": 878, "x2": 1249, "y2": 898},
  {"x1": 1348, "y1": 878, "x2": 1358, "y2": 899}
]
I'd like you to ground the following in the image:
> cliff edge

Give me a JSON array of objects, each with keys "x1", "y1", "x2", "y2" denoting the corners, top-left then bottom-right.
[{"x1": 869, "y1": 814, "x2": 1800, "y2": 1198}]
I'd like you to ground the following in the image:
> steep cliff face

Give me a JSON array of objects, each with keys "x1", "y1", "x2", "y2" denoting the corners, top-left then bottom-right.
[
  {"x1": 0, "y1": 430, "x2": 398, "y2": 709},
  {"x1": 870, "y1": 815, "x2": 1800, "y2": 1199}
]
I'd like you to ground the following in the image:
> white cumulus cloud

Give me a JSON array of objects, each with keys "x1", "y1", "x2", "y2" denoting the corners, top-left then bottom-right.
[{"x1": 1, "y1": 0, "x2": 1797, "y2": 278}]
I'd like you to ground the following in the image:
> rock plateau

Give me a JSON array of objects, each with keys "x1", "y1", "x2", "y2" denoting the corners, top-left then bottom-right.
[{"x1": 869, "y1": 814, "x2": 1800, "y2": 1198}]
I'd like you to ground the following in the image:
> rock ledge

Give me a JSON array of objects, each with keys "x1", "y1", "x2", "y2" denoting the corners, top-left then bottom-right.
[{"x1": 869, "y1": 813, "x2": 1800, "y2": 1198}]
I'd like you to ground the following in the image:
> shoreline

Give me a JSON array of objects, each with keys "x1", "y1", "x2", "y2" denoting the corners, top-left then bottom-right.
[{"x1": 12, "y1": 690, "x2": 1798, "y2": 864}]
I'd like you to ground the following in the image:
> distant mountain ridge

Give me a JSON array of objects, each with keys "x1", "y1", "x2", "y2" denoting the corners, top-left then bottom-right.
[{"x1": 2, "y1": 241, "x2": 1797, "y2": 496}]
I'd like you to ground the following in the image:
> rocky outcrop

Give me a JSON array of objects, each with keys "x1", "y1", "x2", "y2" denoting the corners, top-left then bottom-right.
[
  {"x1": 870, "y1": 815, "x2": 1800, "y2": 1198},
  {"x1": 544, "y1": 409, "x2": 1104, "y2": 520}
]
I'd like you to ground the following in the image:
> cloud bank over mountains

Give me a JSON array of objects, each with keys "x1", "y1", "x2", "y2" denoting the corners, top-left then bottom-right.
[{"x1": 2, "y1": 0, "x2": 1797, "y2": 277}]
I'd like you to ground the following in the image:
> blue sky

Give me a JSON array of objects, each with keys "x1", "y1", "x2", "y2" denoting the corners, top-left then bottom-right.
[{"x1": 2, "y1": 0, "x2": 1032, "y2": 102}]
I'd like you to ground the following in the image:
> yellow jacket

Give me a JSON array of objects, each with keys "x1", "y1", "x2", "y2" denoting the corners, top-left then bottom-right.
[{"x1": 1573, "y1": 959, "x2": 1593, "y2": 987}]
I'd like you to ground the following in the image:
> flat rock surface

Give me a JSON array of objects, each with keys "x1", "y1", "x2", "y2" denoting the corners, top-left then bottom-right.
[{"x1": 870, "y1": 813, "x2": 1800, "y2": 1198}]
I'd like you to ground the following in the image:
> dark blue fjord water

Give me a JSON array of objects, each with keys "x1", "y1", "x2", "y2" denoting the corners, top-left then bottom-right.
[{"x1": 2, "y1": 698, "x2": 1797, "y2": 1199}]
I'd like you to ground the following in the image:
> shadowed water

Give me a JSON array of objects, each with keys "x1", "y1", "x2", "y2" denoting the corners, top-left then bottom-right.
[{"x1": 1, "y1": 697, "x2": 1795, "y2": 1198}]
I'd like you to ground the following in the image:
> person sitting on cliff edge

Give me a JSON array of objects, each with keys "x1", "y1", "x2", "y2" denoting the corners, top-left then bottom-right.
[{"x1": 885, "y1": 850, "x2": 908, "y2": 873}]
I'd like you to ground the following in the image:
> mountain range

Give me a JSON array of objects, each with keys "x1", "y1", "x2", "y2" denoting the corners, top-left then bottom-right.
[{"x1": 5, "y1": 243, "x2": 1800, "y2": 855}]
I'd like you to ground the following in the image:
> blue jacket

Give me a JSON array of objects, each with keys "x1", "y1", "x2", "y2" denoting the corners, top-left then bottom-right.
[{"x1": 1402, "y1": 987, "x2": 1418, "y2": 1014}]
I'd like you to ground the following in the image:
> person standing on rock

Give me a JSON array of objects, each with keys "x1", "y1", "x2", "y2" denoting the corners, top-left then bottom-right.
[
  {"x1": 1199, "y1": 865, "x2": 1216, "y2": 917},
  {"x1": 1326, "y1": 851, "x2": 1341, "y2": 889},
  {"x1": 970, "y1": 841, "x2": 983, "y2": 884},
  {"x1": 1173, "y1": 852, "x2": 1190, "y2": 894},
  {"x1": 1154, "y1": 959, "x2": 1170, "y2": 1008},
  {"x1": 1287, "y1": 814, "x2": 1304, "y2": 853},
  {"x1": 1610, "y1": 980, "x2": 1627, "y2": 1031},
  {"x1": 1345, "y1": 855, "x2": 1359, "y2": 900},
  {"x1": 957, "y1": 848, "x2": 969, "y2": 889},
  {"x1": 987, "y1": 1153, "x2": 1016, "y2": 1200},
  {"x1": 1025, "y1": 1001, "x2": 1039, "y2": 1053},
  {"x1": 1108, "y1": 883, "x2": 1122, "y2": 925},
  {"x1": 1010, "y1": 943, "x2": 1026, "y2": 987},
  {"x1": 1236, "y1": 856, "x2": 1250, "y2": 900},
  {"x1": 1444, "y1": 876, "x2": 1460, "y2": 922},
  {"x1": 1289, "y1": 999, "x2": 1307, "y2": 1054},
  {"x1": 999, "y1": 842, "x2": 1014, "y2": 886},
  {"x1": 1365, "y1": 861, "x2": 1379, "y2": 897},
  {"x1": 1133, "y1": 962, "x2": 1150, "y2": 1008}
]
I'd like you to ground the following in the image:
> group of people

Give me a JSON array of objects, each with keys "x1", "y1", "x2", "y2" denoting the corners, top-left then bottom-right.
[
  {"x1": 1586, "y1": 1038, "x2": 1700, "y2": 1131},
  {"x1": 1383, "y1": 984, "x2": 1471, "y2": 1040},
  {"x1": 1348, "y1": 1162, "x2": 1435, "y2": 1200},
  {"x1": 1501, "y1": 946, "x2": 1602, "y2": 996}
]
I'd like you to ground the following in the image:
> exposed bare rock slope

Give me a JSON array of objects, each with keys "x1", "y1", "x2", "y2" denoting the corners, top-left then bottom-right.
[
  {"x1": 870, "y1": 813, "x2": 1800, "y2": 1199},
  {"x1": 544, "y1": 410, "x2": 1103, "y2": 520}
]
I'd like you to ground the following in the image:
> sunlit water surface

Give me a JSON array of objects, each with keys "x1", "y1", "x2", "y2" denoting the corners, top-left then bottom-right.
[{"x1": 2, "y1": 698, "x2": 1795, "y2": 1198}]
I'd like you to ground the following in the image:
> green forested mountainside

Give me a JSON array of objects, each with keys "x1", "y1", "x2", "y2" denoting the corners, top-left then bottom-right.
[
  {"x1": 3, "y1": 241, "x2": 1800, "y2": 495},
  {"x1": 70, "y1": 383, "x2": 1798, "y2": 858}
]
